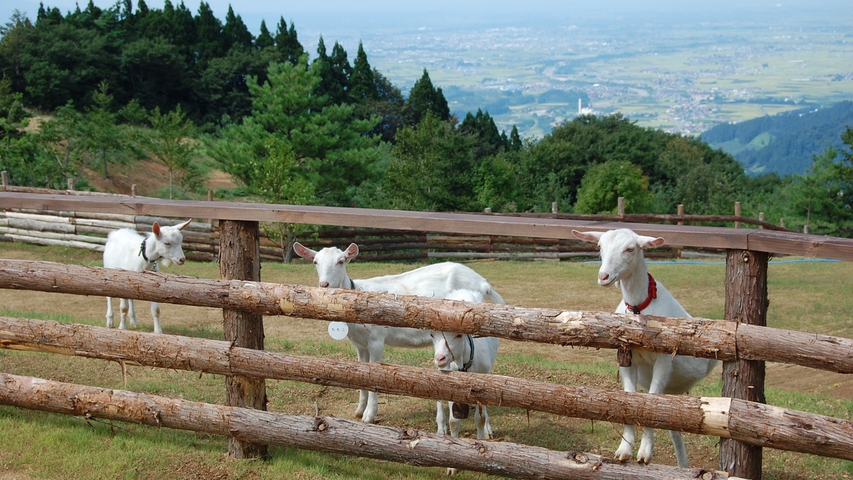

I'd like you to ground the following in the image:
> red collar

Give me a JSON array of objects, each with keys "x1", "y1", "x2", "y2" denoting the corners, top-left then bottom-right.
[{"x1": 626, "y1": 273, "x2": 657, "y2": 314}]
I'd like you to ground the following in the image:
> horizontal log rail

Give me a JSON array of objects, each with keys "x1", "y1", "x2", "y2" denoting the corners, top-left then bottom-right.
[
  {"x1": 1, "y1": 259, "x2": 852, "y2": 375},
  {"x1": 2, "y1": 192, "x2": 853, "y2": 260},
  {"x1": 498, "y1": 212, "x2": 788, "y2": 232},
  {"x1": 0, "y1": 372, "x2": 743, "y2": 480},
  {"x1": 1, "y1": 317, "x2": 851, "y2": 462}
]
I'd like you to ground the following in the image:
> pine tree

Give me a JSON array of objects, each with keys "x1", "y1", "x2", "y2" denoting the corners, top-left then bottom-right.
[
  {"x1": 349, "y1": 42, "x2": 377, "y2": 102},
  {"x1": 312, "y1": 36, "x2": 343, "y2": 105},
  {"x1": 170, "y1": 2, "x2": 197, "y2": 63},
  {"x1": 212, "y1": 55, "x2": 381, "y2": 207},
  {"x1": 194, "y1": 1, "x2": 223, "y2": 68},
  {"x1": 404, "y1": 69, "x2": 450, "y2": 126},
  {"x1": 136, "y1": 2, "x2": 173, "y2": 41},
  {"x1": 459, "y1": 108, "x2": 503, "y2": 159},
  {"x1": 366, "y1": 69, "x2": 405, "y2": 143},
  {"x1": 285, "y1": 22, "x2": 304, "y2": 63},
  {"x1": 255, "y1": 20, "x2": 274, "y2": 50},
  {"x1": 327, "y1": 41, "x2": 351, "y2": 105},
  {"x1": 273, "y1": 17, "x2": 304, "y2": 65},
  {"x1": 222, "y1": 5, "x2": 253, "y2": 51},
  {"x1": 510, "y1": 125, "x2": 522, "y2": 151}
]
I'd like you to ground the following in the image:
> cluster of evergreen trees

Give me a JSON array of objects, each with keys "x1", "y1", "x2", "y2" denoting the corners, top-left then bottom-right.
[{"x1": 1, "y1": 3, "x2": 852, "y2": 239}]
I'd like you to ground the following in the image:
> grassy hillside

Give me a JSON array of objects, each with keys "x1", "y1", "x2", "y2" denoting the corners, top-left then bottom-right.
[{"x1": 701, "y1": 101, "x2": 853, "y2": 176}]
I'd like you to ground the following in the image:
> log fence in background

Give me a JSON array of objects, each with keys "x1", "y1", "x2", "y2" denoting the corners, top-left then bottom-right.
[
  {"x1": 0, "y1": 208, "x2": 701, "y2": 262},
  {"x1": 0, "y1": 184, "x2": 786, "y2": 263}
]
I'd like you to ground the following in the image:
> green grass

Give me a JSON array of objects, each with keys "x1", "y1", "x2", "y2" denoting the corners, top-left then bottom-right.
[{"x1": 1, "y1": 242, "x2": 853, "y2": 478}]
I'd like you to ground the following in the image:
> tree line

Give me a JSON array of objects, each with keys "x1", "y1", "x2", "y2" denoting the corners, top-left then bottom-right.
[{"x1": 1, "y1": 2, "x2": 852, "y2": 244}]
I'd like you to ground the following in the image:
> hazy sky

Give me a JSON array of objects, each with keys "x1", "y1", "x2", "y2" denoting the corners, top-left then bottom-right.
[{"x1": 4, "y1": 0, "x2": 847, "y2": 39}]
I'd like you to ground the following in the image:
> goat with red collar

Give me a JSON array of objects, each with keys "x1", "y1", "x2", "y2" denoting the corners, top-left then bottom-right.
[{"x1": 572, "y1": 228, "x2": 720, "y2": 468}]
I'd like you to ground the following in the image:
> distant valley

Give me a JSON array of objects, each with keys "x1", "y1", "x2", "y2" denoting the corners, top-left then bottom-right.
[{"x1": 305, "y1": 5, "x2": 853, "y2": 140}]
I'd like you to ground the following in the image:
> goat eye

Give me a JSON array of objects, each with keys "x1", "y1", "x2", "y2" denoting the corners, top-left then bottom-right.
[
  {"x1": 337, "y1": 260, "x2": 344, "y2": 265},
  {"x1": 455, "y1": 334, "x2": 463, "y2": 339},
  {"x1": 429, "y1": 333, "x2": 434, "y2": 338},
  {"x1": 625, "y1": 247, "x2": 634, "y2": 253}
]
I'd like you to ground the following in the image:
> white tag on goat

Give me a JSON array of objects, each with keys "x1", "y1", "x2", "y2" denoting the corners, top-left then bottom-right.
[{"x1": 328, "y1": 322, "x2": 349, "y2": 340}]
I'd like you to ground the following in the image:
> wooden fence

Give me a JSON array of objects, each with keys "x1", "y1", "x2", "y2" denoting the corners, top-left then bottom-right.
[
  {"x1": 3, "y1": 261, "x2": 853, "y2": 478},
  {"x1": 1, "y1": 192, "x2": 853, "y2": 480},
  {"x1": 0, "y1": 184, "x2": 787, "y2": 263}
]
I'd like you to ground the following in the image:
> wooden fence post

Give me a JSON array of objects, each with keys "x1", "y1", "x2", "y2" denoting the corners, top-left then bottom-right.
[
  {"x1": 617, "y1": 197, "x2": 625, "y2": 216},
  {"x1": 734, "y1": 202, "x2": 741, "y2": 228},
  {"x1": 721, "y1": 249, "x2": 768, "y2": 479},
  {"x1": 758, "y1": 212, "x2": 764, "y2": 229},
  {"x1": 219, "y1": 220, "x2": 268, "y2": 459},
  {"x1": 1, "y1": 171, "x2": 7, "y2": 190},
  {"x1": 551, "y1": 201, "x2": 558, "y2": 214}
]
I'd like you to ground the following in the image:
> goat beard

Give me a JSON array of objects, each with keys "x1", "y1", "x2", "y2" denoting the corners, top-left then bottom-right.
[{"x1": 159, "y1": 258, "x2": 173, "y2": 268}]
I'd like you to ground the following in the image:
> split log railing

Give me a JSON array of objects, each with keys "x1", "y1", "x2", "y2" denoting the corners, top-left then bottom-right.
[
  {"x1": 0, "y1": 183, "x2": 788, "y2": 262},
  {"x1": 1, "y1": 192, "x2": 853, "y2": 480}
]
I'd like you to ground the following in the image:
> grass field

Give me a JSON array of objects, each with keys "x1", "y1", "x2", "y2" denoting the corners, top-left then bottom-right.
[{"x1": 0, "y1": 243, "x2": 852, "y2": 479}]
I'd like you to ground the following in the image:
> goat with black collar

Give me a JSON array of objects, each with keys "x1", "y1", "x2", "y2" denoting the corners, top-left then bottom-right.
[
  {"x1": 104, "y1": 219, "x2": 192, "y2": 334},
  {"x1": 429, "y1": 289, "x2": 500, "y2": 447}
]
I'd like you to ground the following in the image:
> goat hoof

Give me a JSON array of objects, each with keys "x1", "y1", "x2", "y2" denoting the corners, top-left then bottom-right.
[{"x1": 446, "y1": 467, "x2": 458, "y2": 475}]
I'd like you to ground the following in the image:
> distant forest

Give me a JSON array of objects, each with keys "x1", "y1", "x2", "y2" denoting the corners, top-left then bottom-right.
[
  {"x1": 1, "y1": 2, "x2": 852, "y2": 240},
  {"x1": 702, "y1": 101, "x2": 853, "y2": 176}
]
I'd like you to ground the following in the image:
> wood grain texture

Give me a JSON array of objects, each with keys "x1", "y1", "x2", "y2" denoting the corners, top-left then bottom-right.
[
  {"x1": 1, "y1": 259, "x2": 852, "y2": 374},
  {"x1": 1, "y1": 317, "x2": 851, "y2": 463},
  {"x1": 4, "y1": 192, "x2": 853, "y2": 259},
  {"x1": 0, "y1": 372, "x2": 743, "y2": 480}
]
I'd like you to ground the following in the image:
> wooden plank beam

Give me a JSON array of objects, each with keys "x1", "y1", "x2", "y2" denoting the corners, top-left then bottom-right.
[{"x1": 3, "y1": 192, "x2": 853, "y2": 260}]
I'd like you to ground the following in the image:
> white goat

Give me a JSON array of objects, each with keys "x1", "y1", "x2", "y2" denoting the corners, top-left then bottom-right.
[
  {"x1": 104, "y1": 219, "x2": 192, "y2": 334},
  {"x1": 430, "y1": 289, "x2": 499, "y2": 442},
  {"x1": 293, "y1": 242, "x2": 506, "y2": 424},
  {"x1": 572, "y1": 228, "x2": 719, "y2": 468}
]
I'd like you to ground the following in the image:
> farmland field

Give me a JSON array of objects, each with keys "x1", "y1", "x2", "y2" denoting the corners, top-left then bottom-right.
[
  {"x1": 0, "y1": 243, "x2": 852, "y2": 479},
  {"x1": 307, "y1": 6, "x2": 853, "y2": 139}
]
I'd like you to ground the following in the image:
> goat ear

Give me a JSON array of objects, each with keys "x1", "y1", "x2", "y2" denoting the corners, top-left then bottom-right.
[
  {"x1": 152, "y1": 222, "x2": 161, "y2": 238},
  {"x1": 344, "y1": 243, "x2": 359, "y2": 262},
  {"x1": 177, "y1": 219, "x2": 192, "y2": 230},
  {"x1": 572, "y1": 229, "x2": 603, "y2": 243},
  {"x1": 292, "y1": 242, "x2": 315, "y2": 260},
  {"x1": 638, "y1": 235, "x2": 665, "y2": 249}
]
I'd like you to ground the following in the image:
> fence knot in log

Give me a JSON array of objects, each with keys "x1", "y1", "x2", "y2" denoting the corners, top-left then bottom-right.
[{"x1": 313, "y1": 417, "x2": 329, "y2": 432}]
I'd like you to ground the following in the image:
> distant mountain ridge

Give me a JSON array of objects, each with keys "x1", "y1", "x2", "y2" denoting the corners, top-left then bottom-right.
[{"x1": 700, "y1": 101, "x2": 853, "y2": 177}]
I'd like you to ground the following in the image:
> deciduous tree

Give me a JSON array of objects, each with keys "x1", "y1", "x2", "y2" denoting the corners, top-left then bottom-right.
[{"x1": 574, "y1": 160, "x2": 652, "y2": 214}]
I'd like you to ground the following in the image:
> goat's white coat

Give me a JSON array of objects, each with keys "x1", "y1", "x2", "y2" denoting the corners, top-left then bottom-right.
[
  {"x1": 572, "y1": 228, "x2": 720, "y2": 468},
  {"x1": 104, "y1": 219, "x2": 192, "y2": 334},
  {"x1": 293, "y1": 242, "x2": 505, "y2": 424},
  {"x1": 430, "y1": 289, "x2": 499, "y2": 445}
]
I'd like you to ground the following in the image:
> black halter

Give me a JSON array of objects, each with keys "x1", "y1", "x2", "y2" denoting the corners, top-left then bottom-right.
[
  {"x1": 139, "y1": 237, "x2": 150, "y2": 262},
  {"x1": 460, "y1": 334, "x2": 475, "y2": 372}
]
